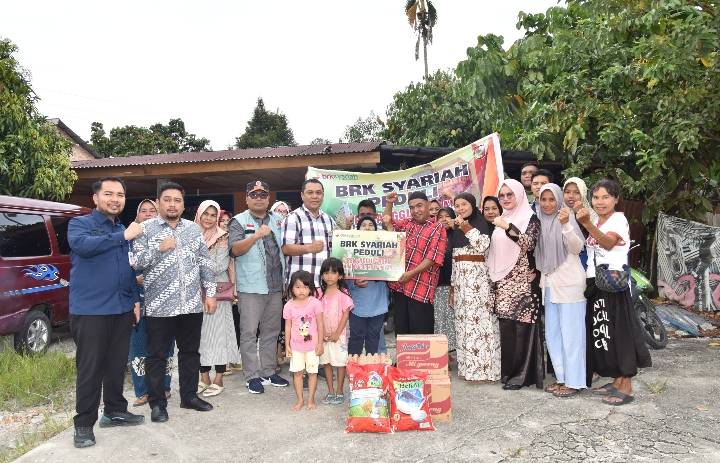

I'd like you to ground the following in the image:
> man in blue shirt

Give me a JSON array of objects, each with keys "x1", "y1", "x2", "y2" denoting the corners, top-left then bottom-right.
[{"x1": 68, "y1": 177, "x2": 145, "y2": 448}]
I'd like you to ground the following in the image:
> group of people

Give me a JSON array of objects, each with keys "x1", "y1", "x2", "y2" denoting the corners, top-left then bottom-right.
[{"x1": 66, "y1": 164, "x2": 651, "y2": 448}]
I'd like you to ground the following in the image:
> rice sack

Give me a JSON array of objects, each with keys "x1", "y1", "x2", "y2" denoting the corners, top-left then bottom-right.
[
  {"x1": 388, "y1": 367, "x2": 435, "y2": 432},
  {"x1": 346, "y1": 362, "x2": 391, "y2": 433}
]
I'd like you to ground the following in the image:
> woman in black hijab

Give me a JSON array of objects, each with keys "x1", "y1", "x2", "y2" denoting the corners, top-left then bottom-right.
[
  {"x1": 449, "y1": 193, "x2": 501, "y2": 382},
  {"x1": 433, "y1": 207, "x2": 457, "y2": 353}
]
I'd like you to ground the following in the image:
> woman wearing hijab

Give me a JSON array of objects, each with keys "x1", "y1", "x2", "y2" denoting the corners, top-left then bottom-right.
[
  {"x1": 535, "y1": 184, "x2": 587, "y2": 398},
  {"x1": 270, "y1": 201, "x2": 290, "y2": 220},
  {"x1": 563, "y1": 177, "x2": 597, "y2": 269},
  {"x1": 488, "y1": 179, "x2": 544, "y2": 390},
  {"x1": 128, "y1": 200, "x2": 174, "y2": 406},
  {"x1": 195, "y1": 200, "x2": 240, "y2": 397},
  {"x1": 434, "y1": 207, "x2": 457, "y2": 353},
  {"x1": 450, "y1": 193, "x2": 500, "y2": 382}
]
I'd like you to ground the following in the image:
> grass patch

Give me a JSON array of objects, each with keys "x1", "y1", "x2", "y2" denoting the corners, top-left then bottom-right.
[
  {"x1": 0, "y1": 349, "x2": 75, "y2": 410},
  {"x1": 0, "y1": 415, "x2": 72, "y2": 463}
]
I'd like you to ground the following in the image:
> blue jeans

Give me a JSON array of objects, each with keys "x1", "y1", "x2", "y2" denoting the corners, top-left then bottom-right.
[
  {"x1": 128, "y1": 317, "x2": 174, "y2": 398},
  {"x1": 348, "y1": 312, "x2": 385, "y2": 355}
]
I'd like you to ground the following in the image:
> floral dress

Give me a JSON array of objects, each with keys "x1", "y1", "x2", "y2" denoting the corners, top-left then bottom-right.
[{"x1": 451, "y1": 228, "x2": 501, "y2": 381}]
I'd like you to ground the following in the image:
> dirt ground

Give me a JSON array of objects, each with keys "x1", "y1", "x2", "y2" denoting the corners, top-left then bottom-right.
[{"x1": 6, "y1": 336, "x2": 720, "y2": 463}]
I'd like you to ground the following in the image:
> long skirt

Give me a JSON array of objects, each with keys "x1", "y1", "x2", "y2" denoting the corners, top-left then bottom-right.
[
  {"x1": 433, "y1": 286, "x2": 456, "y2": 351},
  {"x1": 199, "y1": 300, "x2": 241, "y2": 367},
  {"x1": 499, "y1": 318, "x2": 545, "y2": 388},
  {"x1": 544, "y1": 288, "x2": 586, "y2": 390},
  {"x1": 586, "y1": 280, "x2": 651, "y2": 381},
  {"x1": 455, "y1": 294, "x2": 501, "y2": 381}
]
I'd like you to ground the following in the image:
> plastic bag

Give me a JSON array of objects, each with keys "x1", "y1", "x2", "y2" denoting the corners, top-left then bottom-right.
[
  {"x1": 388, "y1": 367, "x2": 435, "y2": 432},
  {"x1": 345, "y1": 362, "x2": 392, "y2": 433}
]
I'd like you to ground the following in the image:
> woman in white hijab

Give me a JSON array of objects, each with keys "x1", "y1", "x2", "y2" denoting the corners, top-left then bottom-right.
[
  {"x1": 535, "y1": 184, "x2": 587, "y2": 398},
  {"x1": 195, "y1": 200, "x2": 240, "y2": 397},
  {"x1": 563, "y1": 177, "x2": 596, "y2": 270}
]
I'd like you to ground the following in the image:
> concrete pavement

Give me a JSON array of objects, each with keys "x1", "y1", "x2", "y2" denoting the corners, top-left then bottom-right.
[{"x1": 16, "y1": 339, "x2": 720, "y2": 462}]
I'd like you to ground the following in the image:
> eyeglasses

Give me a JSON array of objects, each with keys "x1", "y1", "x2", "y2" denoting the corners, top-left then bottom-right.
[
  {"x1": 248, "y1": 191, "x2": 269, "y2": 199},
  {"x1": 498, "y1": 192, "x2": 515, "y2": 199}
]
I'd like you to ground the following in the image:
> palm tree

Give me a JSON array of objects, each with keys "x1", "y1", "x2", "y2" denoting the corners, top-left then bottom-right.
[{"x1": 405, "y1": 0, "x2": 437, "y2": 79}]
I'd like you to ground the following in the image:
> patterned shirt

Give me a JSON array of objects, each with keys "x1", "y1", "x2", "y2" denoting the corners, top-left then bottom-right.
[
  {"x1": 132, "y1": 217, "x2": 216, "y2": 317},
  {"x1": 389, "y1": 218, "x2": 447, "y2": 304},
  {"x1": 282, "y1": 205, "x2": 335, "y2": 286}
]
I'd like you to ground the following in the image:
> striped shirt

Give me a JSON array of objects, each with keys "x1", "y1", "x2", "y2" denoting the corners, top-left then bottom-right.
[{"x1": 282, "y1": 205, "x2": 335, "y2": 286}]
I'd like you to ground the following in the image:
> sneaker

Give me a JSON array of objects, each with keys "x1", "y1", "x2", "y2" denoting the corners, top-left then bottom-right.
[
  {"x1": 73, "y1": 426, "x2": 95, "y2": 448},
  {"x1": 246, "y1": 377, "x2": 265, "y2": 394},
  {"x1": 331, "y1": 394, "x2": 345, "y2": 405},
  {"x1": 98, "y1": 410, "x2": 145, "y2": 427},
  {"x1": 322, "y1": 393, "x2": 336, "y2": 404},
  {"x1": 261, "y1": 374, "x2": 289, "y2": 387}
]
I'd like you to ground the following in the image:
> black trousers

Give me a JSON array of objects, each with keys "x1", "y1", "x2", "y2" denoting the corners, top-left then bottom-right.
[
  {"x1": 145, "y1": 313, "x2": 203, "y2": 407},
  {"x1": 392, "y1": 291, "x2": 434, "y2": 335},
  {"x1": 71, "y1": 311, "x2": 133, "y2": 428},
  {"x1": 348, "y1": 312, "x2": 385, "y2": 355}
]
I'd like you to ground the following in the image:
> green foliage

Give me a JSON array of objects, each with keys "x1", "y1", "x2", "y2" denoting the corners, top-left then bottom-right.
[
  {"x1": 342, "y1": 112, "x2": 384, "y2": 143},
  {"x1": 406, "y1": 0, "x2": 438, "y2": 78},
  {"x1": 383, "y1": 70, "x2": 489, "y2": 148},
  {"x1": 0, "y1": 39, "x2": 77, "y2": 201},
  {"x1": 456, "y1": 0, "x2": 720, "y2": 222},
  {"x1": 90, "y1": 118, "x2": 210, "y2": 157},
  {"x1": 235, "y1": 98, "x2": 296, "y2": 149}
]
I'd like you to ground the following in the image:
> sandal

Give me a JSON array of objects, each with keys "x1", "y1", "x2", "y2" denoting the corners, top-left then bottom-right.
[
  {"x1": 602, "y1": 389, "x2": 635, "y2": 406},
  {"x1": 132, "y1": 395, "x2": 148, "y2": 407},
  {"x1": 592, "y1": 382, "x2": 617, "y2": 395},
  {"x1": 197, "y1": 382, "x2": 211, "y2": 394},
  {"x1": 321, "y1": 393, "x2": 335, "y2": 405},
  {"x1": 553, "y1": 387, "x2": 580, "y2": 398},
  {"x1": 202, "y1": 384, "x2": 224, "y2": 397},
  {"x1": 165, "y1": 390, "x2": 172, "y2": 399},
  {"x1": 544, "y1": 382, "x2": 563, "y2": 393}
]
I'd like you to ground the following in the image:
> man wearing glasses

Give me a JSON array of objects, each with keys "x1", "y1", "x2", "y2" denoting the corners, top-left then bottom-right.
[
  {"x1": 519, "y1": 162, "x2": 539, "y2": 204},
  {"x1": 229, "y1": 181, "x2": 289, "y2": 394}
]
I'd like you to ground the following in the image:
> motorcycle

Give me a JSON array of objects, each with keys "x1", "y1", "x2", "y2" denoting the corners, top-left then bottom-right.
[{"x1": 630, "y1": 265, "x2": 668, "y2": 349}]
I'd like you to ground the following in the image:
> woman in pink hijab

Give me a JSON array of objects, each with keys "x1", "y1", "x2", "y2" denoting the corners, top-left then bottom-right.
[{"x1": 487, "y1": 179, "x2": 544, "y2": 390}]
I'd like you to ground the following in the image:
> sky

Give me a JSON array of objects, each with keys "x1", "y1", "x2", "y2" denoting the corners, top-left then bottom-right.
[{"x1": 1, "y1": 0, "x2": 559, "y2": 150}]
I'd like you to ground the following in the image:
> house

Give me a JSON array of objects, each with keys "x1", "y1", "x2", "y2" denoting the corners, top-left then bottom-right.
[{"x1": 49, "y1": 118, "x2": 99, "y2": 161}]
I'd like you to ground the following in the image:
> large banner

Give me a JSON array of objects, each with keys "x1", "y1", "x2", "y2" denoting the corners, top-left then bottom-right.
[
  {"x1": 657, "y1": 212, "x2": 720, "y2": 312},
  {"x1": 331, "y1": 230, "x2": 406, "y2": 281},
  {"x1": 306, "y1": 133, "x2": 504, "y2": 227}
]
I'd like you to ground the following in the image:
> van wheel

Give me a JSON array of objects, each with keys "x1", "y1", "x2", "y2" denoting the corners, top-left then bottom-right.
[{"x1": 14, "y1": 311, "x2": 52, "y2": 354}]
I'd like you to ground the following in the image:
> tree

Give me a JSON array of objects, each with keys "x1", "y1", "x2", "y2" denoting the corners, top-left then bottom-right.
[
  {"x1": 383, "y1": 70, "x2": 488, "y2": 148},
  {"x1": 0, "y1": 38, "x2": 77, "y2": 201},
  {"x1": 90, "y1": 118, "x2": 211, "y2": 157},
  {"x1": 309, "y1": 137, "x2": 332, "y2": 145},
  {"x1": 406, "y1": 0, "x2": 437, "y2": 79},
  {"x1": 235, "y1": 98, "x2": 296, "y2": 148},
  {"x1": 456, "y1": 0, "x2": 720, "y2": 222},
  {"x1": 342, "y1": 112, "x2": 384, "y2": 143}
]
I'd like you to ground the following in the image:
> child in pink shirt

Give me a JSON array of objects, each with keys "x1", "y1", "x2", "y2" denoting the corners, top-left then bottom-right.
[
  {"x1": 283, "y1": 270, "x2": 324, "y2": 411},
  {"x1": 317, "y1": 258, "x2": 353, "y2": 405}
]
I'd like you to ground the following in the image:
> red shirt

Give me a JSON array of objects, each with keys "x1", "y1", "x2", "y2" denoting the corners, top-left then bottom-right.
[{"x1": 389, "y1": 218, "x2": 447, "y2": 303}]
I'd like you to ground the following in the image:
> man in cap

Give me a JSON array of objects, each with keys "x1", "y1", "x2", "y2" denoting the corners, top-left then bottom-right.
[{"x1": 229, "y1": 181, "x2": 289, "y2": 394}]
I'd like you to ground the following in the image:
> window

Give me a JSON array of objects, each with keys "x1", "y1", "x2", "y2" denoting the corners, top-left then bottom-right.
[
  {"x1": 0, "y1": 213, "x2": 51, "y2": 257},
  {"x1": 51, "y1": 217, "x2": 71, "y2": 255}
]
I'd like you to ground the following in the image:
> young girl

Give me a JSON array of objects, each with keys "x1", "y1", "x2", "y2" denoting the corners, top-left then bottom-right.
[
  {"x1": 318, "y1": 257, "x2": 354, "y2": 405},
  {"x1": 283, "y1": 270, "x2": 325, "y2": 411}
]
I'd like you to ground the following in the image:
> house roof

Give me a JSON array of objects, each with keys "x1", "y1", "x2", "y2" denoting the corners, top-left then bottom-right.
[
  {"x1": 49, "y1": 118, "x2": 99, "y2": 159},
  {"x1": 72, "y1": 141, "x2": 384, "y2": 169}
]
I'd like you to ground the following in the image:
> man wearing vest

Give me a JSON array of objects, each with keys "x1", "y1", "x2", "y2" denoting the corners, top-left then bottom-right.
[{"x1": 229, "y1": 181, "x2": 289, "y2": 394}]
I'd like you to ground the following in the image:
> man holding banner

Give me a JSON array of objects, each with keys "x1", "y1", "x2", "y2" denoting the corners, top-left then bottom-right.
[{"x1": 383, "y1": 191, "x2": 447, "y2": 335}]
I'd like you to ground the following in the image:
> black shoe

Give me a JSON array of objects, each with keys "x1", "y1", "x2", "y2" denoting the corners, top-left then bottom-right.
[
  {"x1": 151, "y1": 405, "x2": 169, "y2": 423},
  {"x1": 503, "y1": 383, "x2": 523, "y2": 391},
  {"x1": 73, "y1": 426, "x2": 96, "y2": 448},
  {"x1": 180, "y1": 396, "x2": 213, "y2": 412},
  {"x1": 98, "y1": 410, "x2": 145, "y2": 427}
]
